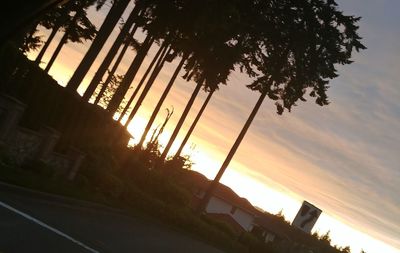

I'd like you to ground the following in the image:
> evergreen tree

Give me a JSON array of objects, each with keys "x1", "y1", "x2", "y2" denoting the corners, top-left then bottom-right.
[
  {"x1": 197, "y1": 0, "x2": 366, "y2": 213},
  {"x1": 66, "y1": 0, "x2": 131, "y2": 91}
]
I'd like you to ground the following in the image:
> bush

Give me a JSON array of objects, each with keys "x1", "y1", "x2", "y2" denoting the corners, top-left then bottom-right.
[
  {"x1": 238, "y1": 232, "x2": 275, "y2": 253},
  {"x1": 125, "y1": 163, "x2": 191, "y2": 207},
  {"x1": 0, "y1": 44, "x2": 262, "y2": 253},
  {"x1": 202, "y1": 215, "x2": 238, "y2": 238}
]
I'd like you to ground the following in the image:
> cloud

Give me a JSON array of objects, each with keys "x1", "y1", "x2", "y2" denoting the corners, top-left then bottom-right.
[{"x1": 35, "y1": 1, "x2": 400, "y2": 250}]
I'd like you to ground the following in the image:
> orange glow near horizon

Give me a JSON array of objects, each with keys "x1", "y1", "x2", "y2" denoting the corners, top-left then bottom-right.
[
  {"x1": 38, "y1": 60, "x2": 399, "y2": 253},
  {"x1": 121, "y1": 107, "x2": 398, "y2": 253},
  {"x1": 175, "y1": 137, "x2": 400, "y2": 253},
  {"x1": 25, "y1": 19, "x2": 400, "y2": 253}
]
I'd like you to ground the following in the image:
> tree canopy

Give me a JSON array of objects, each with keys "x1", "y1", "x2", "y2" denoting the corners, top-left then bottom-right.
[
  {"x1": 132, "y1": 0, "x2": 365, "y2": 111},
  {"x1": 243, "y1": 0, "x2": 366, "y2": 114}
]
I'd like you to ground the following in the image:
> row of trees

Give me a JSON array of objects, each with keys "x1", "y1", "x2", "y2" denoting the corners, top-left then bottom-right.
[{"x1": 15, "y1": 0, "x2": 365, "y2": 215}]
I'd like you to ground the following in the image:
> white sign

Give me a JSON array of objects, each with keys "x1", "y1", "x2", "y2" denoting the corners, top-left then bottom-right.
[{"x1": 292, "y1": 201, "x2": 322, "y2": 233}]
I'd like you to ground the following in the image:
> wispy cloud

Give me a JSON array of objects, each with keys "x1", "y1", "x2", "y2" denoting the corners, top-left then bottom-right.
[{"x1": 33, "y1": 0, "x2": 400, "y2": 251}]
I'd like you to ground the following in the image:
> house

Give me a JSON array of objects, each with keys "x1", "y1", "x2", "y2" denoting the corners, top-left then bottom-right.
[
  {"x1": 251, "y1": 207, "x2": 324, "y2": 249},
  {"x1": 177, "y1": 170, "x2": 257, "y2": 234},
  {"x1": 251, "y1": 210, "x2": 291, "y2": 243},
  {"x1": 194, "y1": 184, "x2": 257, "y2": 234},
  {"x1": 176, "y1": 169, "x2": 320, "y2": 246}
]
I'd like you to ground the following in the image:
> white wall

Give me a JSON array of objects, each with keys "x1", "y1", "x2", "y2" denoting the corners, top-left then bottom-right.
[{"x1": 206, "y1": 196, "x2": 254, "y2": 231}]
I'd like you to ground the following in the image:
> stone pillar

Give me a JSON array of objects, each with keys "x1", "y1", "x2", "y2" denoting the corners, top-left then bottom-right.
[
  {"x1": 37, "y1": 126, "x2": 60, "y2": 161},
  {"x1": 66, "y1": 147, "x2": 85, "y2": 180},
  {"x1": 0, "y1": 94, "x2": 26, "y2": 143}
]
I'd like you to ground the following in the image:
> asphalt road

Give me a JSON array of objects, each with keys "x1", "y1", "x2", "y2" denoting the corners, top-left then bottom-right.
[{"x1": 0, "y1": 182, "x2": 224, "y2": 253}]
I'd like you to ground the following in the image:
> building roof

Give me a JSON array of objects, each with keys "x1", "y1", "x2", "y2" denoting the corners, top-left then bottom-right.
[
  {"x1": 177, "y1": 170, "x2": 326, "y2": 248},
  {"x1": 178, "y1": 170, "x2": 257, "y2": 215}
]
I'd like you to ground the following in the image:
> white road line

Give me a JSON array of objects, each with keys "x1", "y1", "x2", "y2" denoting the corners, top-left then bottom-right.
[{"x1": 0, "y1": 200, "x2": 100, "y2": 253}]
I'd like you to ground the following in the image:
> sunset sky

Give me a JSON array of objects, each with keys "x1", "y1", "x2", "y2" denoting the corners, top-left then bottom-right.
[{"x1": 28, "y1": 1, "x2": 400, "y2": 252}]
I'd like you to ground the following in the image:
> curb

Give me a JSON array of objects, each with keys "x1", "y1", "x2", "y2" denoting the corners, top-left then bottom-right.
[{"x1": 0, "y1": 181, "x2": 127, "y2": 215}]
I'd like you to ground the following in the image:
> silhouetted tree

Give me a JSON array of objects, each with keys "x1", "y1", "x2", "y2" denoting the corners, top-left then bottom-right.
[
  {"x1": 320, "y1": 231, "x2": 332, "y2": 244},
  {"x1": 44, "y1": 5, "x2": 97, "y2": 73},
  {"x1": 106, "y1": 0, "x2": 202, "y2": 117},
  {"x1": 122, "y1": 45, "x2": 173, "y2": 124},
  {"x1": 18, "y1": 24, "x2": 43, "y2": 54},
  {"x1": 116, "y1": 41, "x2": 165, "y2": 121},
  {"x1": 92, "y1": 20, "x2": 140, "y2": 105},
  {"x1": 34, "y1": 1, "x2": 74, "y2": 64},
  {"x1": 154, "y1": 0, "x2": 247, "y2": 162},
  {"x1": 135, "y1": 0, "x2": 247, "y2": 151},
  {"x1": 66, "y1": 0, "x2": 131, "y2": 92},
  {"x1": 174, "y1": 88, "x2": 214, "y2": 158},
  {"x1": 197, "y1": 0, "x2": 366, "y2": 213},
  {"x1": 34, "y1": 0, "x2": 103, "y2": 65},
  {"x1": 137, "y1": 53, "x2": 187, "y2": 148},
  {"x1": 158, "y1": 77, "x2": 204, "y2": 162},
  {"x1": 82, "y1": 4, "x2": 144, "y2": 101},
  {"x1": 35, "y1": 26, "x2": 57, "y2": 64},
  {"x1": 339, "y1": 246, "x2": 351, "y2": 253},
  {"x1": 141, "y1": 107, "x2": 174, "y2": 167},
  {"x1": 94, "y1": 73, "x2": 125, "y2": 110},
  {"x1": 106, "y1": 33, "x2": 155, "y2": 114}
]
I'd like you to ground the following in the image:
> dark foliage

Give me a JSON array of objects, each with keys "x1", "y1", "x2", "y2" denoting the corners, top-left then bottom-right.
[{"x1": 243, "y1": 0, "x2": 366, "y2": 114}]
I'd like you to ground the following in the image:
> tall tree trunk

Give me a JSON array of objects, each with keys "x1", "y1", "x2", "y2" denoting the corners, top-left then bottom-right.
[
  {"x1": 123, "y1": 45, "x2": 170, "y2": 126},
  {"x1": 43, "y1": 26, "x2": 68, "y2": 73},
  {"x1": 44, "y1": 8, "x2": 80, "y2": 73},
  {"x1": 35, "y1": 24, "x2": 60, "y2": 65},
  {"x1": 66, "y1": 0, "x2": 130, "y2": 92},
  {"x1": 137, "y1": 54, "x2": 187, "y2": 148},
  {"x1": 158, "y1": 78, "x2": 205, "y2": 163},
  {"x1": 82, "y1": 5, "x2": 141, "y2": 101},
  {"x1": 196, "y1": 91, "x2": 267, "y2": 213},
  {"x1": 109, "y1": 43, "x2": 166, "y2": 147},
  {"x1": 174, "y1": 89, "x2": 214, "y2": 157},
  {"x1": 106, "y1": 34, "x2": 154, "y2": 115},
  {"x1": 116, "y1": 41, "x2": 165, "y2": 121},
  {"x1": 34, "y1": 2, "x2": 71, "y2": 65},
  {"x1": 93, "y1": 23, "x2": 139, "y2": 105}
]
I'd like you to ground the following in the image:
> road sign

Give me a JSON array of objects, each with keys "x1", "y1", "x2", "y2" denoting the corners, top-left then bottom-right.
[{"x1": 292, "y1": 201, "x2": 322, "y2": 233}]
